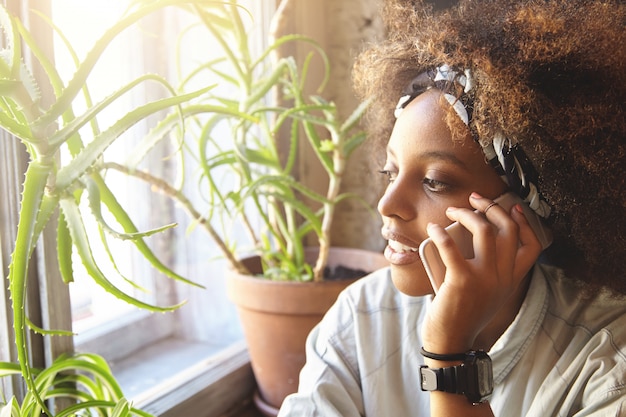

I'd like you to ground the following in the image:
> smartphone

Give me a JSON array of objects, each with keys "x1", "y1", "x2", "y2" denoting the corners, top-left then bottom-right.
[{"x1": 418, "y1": 192, "x2": 552, "y2": 283}]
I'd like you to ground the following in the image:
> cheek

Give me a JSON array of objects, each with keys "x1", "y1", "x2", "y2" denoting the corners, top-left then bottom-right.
[{"x1": 390, "y1": 263, "x2": 434, "y2": 296}]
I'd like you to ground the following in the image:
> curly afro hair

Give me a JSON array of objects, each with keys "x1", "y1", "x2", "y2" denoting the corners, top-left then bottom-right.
[{"x1": 353, "y1": 0, "x2": 626, "y2": 294}]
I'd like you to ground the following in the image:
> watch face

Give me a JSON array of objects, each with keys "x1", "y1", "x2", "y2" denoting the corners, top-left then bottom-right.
[
  {"x1": 476, "y1": 356, "x2": 494, "y2": 396},
  {"x1": 466, "y1": 351, "x2": 494, "y2": 403}
]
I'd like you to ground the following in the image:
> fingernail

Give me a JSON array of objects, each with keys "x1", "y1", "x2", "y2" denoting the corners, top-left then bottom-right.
[
  {"x1": 470, "y1": 192, "x2": 482, "y2": 199},
  {"x1": 446, "y1": 206, "x2": 458, "y2": 212},
  {"x1": 514, "y1": 203, "x2": 524, "y2": 213}
]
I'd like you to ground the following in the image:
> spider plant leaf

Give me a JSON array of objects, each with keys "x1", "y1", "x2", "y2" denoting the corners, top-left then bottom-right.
[
  {"x1": 0, "y1": 396, "x2": 19, "y2": 417},
  {"x1": 36, "y1": 353, "x2": 124, "y2": 400},
  {"x1": 52, "y1": 364, "x2": 107, "y2": 397},
  {"x1": 53, "y1": 401, "x2": 153, "y2": 417},
  {"x1": 59, "y1": 197, "x2": 185, "y2": 313},
  {"x1": 0, "y1": 363, "x2": 21, "y2": 377},
  {"x1": 111, "y1": 399, "x2": 131, "y2": 417}
]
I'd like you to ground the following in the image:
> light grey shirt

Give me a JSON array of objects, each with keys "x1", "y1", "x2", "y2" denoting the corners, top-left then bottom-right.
[{"x1": 278, "y1": 264, "x2": 626, "y2": 416}]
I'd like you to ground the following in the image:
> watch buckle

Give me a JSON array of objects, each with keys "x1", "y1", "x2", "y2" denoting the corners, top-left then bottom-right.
[{"x1": 419, "y1": 365, "x2": 439, "y2": 392}]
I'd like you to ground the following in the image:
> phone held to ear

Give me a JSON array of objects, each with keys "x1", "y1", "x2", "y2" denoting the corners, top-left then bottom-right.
[{"x1": 418, "y1": 192, "x2": 553, "y2": 283}]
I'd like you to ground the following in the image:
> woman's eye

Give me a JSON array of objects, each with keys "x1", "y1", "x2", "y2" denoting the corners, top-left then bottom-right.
[
  {"x1": 379, "y1": 170, "x2": 397, "y2": 183},
  {"x1": 423, "y1": 177, "x2": 449, "y2": 192}
]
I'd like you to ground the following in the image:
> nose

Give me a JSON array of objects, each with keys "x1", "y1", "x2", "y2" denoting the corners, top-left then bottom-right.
[{"x1": 377, "y1": 177, "x2": 417, "y2": 222}]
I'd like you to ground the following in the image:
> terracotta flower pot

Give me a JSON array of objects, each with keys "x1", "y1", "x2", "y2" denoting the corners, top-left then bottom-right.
[{"x1": 226, "y1": 247, "x2": 387, "y2": 415}]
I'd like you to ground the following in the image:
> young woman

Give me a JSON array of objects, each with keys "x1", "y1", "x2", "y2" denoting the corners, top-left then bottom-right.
[{"x1": 278, "y1": 0, "x2": 626, "y2": 415}]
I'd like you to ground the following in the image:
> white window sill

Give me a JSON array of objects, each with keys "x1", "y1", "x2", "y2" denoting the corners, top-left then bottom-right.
[{"x1": 111, "y1": 339, "x2": 255, "y2": 417}]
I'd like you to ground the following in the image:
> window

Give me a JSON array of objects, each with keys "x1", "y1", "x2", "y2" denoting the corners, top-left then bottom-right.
[{"x1": 0, "y1": 0, "x2": 276, "y2": 415}]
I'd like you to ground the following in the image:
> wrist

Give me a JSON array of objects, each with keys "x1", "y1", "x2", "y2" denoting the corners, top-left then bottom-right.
[{"x1": 421, "y1": 328, "x2": 475, "y2": 355}]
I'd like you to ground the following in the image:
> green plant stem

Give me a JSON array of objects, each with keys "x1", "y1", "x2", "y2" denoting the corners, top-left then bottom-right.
[
  {"x1": 313, "y1": 166, "x2": 343, "y2": 282},
  {"x1": 103, "y1": 162, "x2": 251, "y2": 275}
]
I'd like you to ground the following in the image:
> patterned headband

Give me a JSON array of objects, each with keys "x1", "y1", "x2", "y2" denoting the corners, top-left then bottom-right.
[{"x1": 394, "y1": 65, "x2": 551, "y2": 218}]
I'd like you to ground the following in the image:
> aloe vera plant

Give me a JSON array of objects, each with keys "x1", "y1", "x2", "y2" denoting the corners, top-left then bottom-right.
[{"x1": 0, "y1": 1, "x2": 241, "y2": 415}]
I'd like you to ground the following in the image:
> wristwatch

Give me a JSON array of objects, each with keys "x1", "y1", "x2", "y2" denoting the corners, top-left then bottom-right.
[{"x1": 419, "y1": 350, "x2": 493, "y2": 404}]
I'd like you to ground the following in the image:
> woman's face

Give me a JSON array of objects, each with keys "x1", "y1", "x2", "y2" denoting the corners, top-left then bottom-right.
[{"x1": 378, "y1": 89, "x2": 507, "y2": 296}]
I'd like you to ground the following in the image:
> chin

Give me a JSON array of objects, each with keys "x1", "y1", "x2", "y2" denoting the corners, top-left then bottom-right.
[{"x1": 390, "y1": 265, "x2": 434, "y2": 296}]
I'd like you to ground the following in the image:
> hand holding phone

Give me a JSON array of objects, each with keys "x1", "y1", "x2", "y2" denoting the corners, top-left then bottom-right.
[{"x1": 418, "y1": 192, "x2": 552, "y2": 284}]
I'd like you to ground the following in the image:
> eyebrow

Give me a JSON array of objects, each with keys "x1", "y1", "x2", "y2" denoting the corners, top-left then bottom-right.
[{"x1": 386, "y1": 146, "x2": 470, "y2": 171}]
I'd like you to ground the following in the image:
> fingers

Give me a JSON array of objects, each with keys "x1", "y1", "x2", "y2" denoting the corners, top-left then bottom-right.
[
  {"x1": 472, "y1": 193, "x2": 542, "y2": 279},
  {"x1": 444, "y1": 194, "x2": 517, "y2": 269},
  {"x1": 509, "y1": 203, "x2": 543, "y2": 278},
  {"x1": 468, "y1": 193, "x2": 519, "y2": 269},
  {"x1": 437, "y1": 192, "x2": 542, "y2": 282},
  {"x1": 426, "y1": 192, "x2": 544, "y2": 287}
]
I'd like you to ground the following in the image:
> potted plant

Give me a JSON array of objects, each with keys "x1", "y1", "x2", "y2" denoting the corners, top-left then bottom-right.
[{"x1": 101, "y1": 2, "x2": 387, "y2": 413}]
